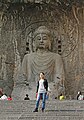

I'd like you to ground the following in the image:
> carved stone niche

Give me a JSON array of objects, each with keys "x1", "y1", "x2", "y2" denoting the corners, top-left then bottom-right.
[{"x1": 12, "y1": 24, "x2": 65, "y2": 100}]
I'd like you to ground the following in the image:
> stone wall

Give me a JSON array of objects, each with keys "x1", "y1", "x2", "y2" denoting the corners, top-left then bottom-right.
[{"x1": 0, "y1": 1, "x2": 84, "y2": 99}]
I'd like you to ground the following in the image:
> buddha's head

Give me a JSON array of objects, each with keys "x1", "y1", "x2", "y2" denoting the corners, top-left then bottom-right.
[{"x1": 33, "y1": 26, "x2": 52, "y2": 51}]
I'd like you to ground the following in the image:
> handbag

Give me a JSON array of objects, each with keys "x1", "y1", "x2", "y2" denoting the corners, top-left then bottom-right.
[{"x1": 36, "y1": 93, "x2": 43, "y2": 100}]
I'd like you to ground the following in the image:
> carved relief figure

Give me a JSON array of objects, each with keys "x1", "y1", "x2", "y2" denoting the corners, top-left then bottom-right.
[{"x1": 22, "y1": 26, "x2": 65, "y2": 98}]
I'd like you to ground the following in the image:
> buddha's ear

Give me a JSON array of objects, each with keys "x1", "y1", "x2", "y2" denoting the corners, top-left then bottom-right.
[
  {"x1": 48, "y1": 35, "x2": 52, "y2": 51},
  {"x1": 32, "y1": 37, "x2": 37, "y2": 52},
  {"x1": 48, "y1": 40, "x2": 51, "y2": 50}
]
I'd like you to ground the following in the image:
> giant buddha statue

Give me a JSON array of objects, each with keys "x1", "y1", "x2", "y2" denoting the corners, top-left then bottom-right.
[{"x1": 21, "y1": 26, "x2": 65, "y2": 99}]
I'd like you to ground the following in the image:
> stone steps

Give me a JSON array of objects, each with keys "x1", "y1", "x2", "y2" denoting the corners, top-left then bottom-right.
[{"x1": 0, "y1": 100, "x2": 84, "y2": 120}]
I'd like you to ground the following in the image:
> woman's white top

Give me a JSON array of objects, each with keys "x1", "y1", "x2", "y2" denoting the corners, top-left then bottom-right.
[{"x1": 38, "y1": 79, "x2": 46, "y2": 93}]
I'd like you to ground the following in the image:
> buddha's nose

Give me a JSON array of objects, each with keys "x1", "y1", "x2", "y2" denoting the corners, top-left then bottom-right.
[{"x1": 40, "y1": 37, "x2": 43, "y2": 43}]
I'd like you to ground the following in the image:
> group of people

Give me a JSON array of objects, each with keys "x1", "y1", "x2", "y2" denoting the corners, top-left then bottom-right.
[
  {"x1": 0, "y1": 89, "x2": 12, "y2": 101},
  {"x1": 0, "y1": 88, "x2": 30, "y2": 101},
  {"x1": 0, "y1": 72, "x2": 84, "y2": 114},
  {"x1": 33, "y1": 72, "x2": 84, "y2": 112},
  {"x1": 0, "y1": 25, "x2": 83, "y2": 113},
  {"x1": 33, "y1": 72, "x2": 66, "y2": 112}
]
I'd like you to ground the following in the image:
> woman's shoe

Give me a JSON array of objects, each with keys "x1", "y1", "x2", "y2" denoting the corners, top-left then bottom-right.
[
  {"x1": 42, "y1": 108, "x2": 44, "y2": 112},
  {"x1": 33, "y1": 108, "x2": 38, "y2": 112}
]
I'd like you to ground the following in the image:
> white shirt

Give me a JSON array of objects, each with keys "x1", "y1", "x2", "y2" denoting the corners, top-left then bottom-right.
[
  {"x1": 0, "y1": 94, "x2": 8, "y2": 100},
  {"x1": 38, "y1": 79, "x2": 46, "y2": 93},
  {"x1": 78, "y1": 95, "x2": 84, "y2": 100}
]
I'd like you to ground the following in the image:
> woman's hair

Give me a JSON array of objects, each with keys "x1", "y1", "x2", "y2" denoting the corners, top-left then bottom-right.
[
  {"x1": 39, "y1": 72, "x2": 45, "y2": 79},
  {"x1": 78, "y1": 91, "x2": 81, "y2": 95},
  {"x1": 40, "y1": 72, "x2": 45, "y2": 75}
]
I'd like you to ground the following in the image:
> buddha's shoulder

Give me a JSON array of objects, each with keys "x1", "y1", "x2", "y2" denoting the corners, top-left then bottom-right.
[
  {"x1": 24, "y1": 53, "x2": 37, "y2": 57},
  {"x1": 24, "y1": 52, "x2": 61, "y2": 58},
  {"x1": 50, "y1": 52, "x2": 62, "y2": 58}
]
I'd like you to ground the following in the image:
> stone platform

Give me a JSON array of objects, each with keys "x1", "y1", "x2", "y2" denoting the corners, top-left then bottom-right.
[{"x1": 0, "y1": 100, "x2": 84, "y2": 120}]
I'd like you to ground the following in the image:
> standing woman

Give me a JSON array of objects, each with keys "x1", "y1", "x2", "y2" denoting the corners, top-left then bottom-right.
[{"x1": 33, "y1": 72, "x2": 48, "y2": 112}]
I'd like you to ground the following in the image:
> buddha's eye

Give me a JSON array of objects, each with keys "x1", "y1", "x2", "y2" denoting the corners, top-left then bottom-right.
[
  {"x1": 42, "y1": 36, "x2": 47, "y2": 40},
  {"x1": 37, "y1": 36, "x2": 41, "y2": 41}
]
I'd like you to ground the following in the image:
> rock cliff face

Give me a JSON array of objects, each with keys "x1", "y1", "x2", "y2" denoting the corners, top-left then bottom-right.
[{"x1": 0, "y1": 1, "x2": 84, "y2": 99}]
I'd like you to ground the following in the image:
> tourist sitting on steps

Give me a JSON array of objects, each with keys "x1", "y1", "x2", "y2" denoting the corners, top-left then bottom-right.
[
  {"x1": 7, "y1": 95, "x2": 12, "y2": 101},
  {"x1": 59, "y1": 93, "x2": 65, "y2": 100},
  {"x1": 24, "y1": 94, "x2": 30, "y2": 100},
  {"x1": 0, "y1": 93, "x2": 8, "y2": 100},
  {"x1": 77, "y1": 91, "x2": 84, "y2": 100}
]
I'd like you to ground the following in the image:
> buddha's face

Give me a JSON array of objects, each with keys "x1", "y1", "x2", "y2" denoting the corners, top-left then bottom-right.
[{"x1": 35, "y1": 33, "x2": 51, "y2": 50}]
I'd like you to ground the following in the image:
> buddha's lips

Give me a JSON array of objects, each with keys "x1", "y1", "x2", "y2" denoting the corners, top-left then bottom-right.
[{"x1": 39, "y1": 44, "x2": 44, "y2": 46}]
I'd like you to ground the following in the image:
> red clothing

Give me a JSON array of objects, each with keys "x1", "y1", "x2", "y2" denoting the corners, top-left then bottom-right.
[{"x1": 7, "y1": 97, "x2": 12, "y2": 100}]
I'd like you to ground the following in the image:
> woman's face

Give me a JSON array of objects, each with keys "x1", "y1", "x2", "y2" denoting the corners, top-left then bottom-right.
[{"x1": 40, "y1": 73, "x2": 44, "y2": 79}]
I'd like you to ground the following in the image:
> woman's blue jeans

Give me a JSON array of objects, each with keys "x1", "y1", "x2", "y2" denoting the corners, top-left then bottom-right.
[{"x1": 36, "y1": 93, "x2": 46, "y2": 110}]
